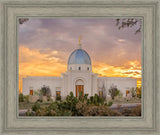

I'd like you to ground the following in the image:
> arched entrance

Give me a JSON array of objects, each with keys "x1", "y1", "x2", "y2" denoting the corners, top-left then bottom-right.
[{"x1": 75, "y1": 79, "x2": 84, "y2": 97}]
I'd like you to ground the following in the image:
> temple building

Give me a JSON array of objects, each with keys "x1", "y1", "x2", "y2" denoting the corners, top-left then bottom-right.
[{"x1": 22, "y1": 37, "x2": 137, "y2": 100}]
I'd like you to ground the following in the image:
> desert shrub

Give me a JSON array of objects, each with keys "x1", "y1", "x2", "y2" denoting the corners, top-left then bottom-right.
[
  {"x1": 122, "y1": 105, "x2": 141, "y2": 116},
  {"x1": 122, "y1": 108, "x2": 132, "y2": 116},
  {"x1": 82, "y1": 105, "x2": 121, "y2": 116},
  {"x1": 89, "y1": 94, "x2": 104, "y2": 106},
  {"x1": 107, "y1": 101, "x2": 113, "y2": 107},
  {"x1": 19, "y1": 93, "x2": 24, "y2": 102},
  {"x1": 23, "y1": 95, "x2": 29, "y2": 103},
  {"x1": 76, "y1": 101, "x2": 88, "y2": 116},
  {"x1": 32, "y1": 102, "x2": 41, "y2": 112},
  {"x1": 65, "y1": 92, "x2": 78, "y2": 115},
  {"x1": 108, "y1": 109, "x2": 122, "y2": 116},
  {"x1": 25, "y1": 109, "x2": 36, "y2": 116},
  {"x1": 34, "y1": 101, "x2": 73, "y2": 116},
  {"x1": 26, "y1": 91, "x2": 141, "y2": 116},
  {"x1": 76, "y1": 101, "x2": 121, "y2": 116},
  {"x1": 36, "y1": 99, "x2": 43, "y2": 102},
  {"x1": 115, "y1": 90, "x2": 120, "y2": 96},
  {"x1": 130, "y1": 105, "x2": 141, "y2": 116},
  {"x1": 84, "y1": 105, "x2": 108, "y2": 116},
  {"x1": 130, "y1": 87, "x2": 136, "y2": 97},
  {"x1": 56, "y1": 95, "x2": 61, "y2": 101},
  {"x1": 136, "y1": 87, "x2": 141, "y2": 98}
]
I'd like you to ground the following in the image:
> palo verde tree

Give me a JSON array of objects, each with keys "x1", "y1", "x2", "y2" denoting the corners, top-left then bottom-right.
[
  {"x1": 116, "y1": 19, "x2": 141, "y2": 34},
  {"x1": 130, "y1": 87, "x2": 137, "y2": 97},
  {"x1": 108, "y1": 84, "x2": 119, "y2": 100},
  {"x1": 40, "y1": 85, "x2": 51, "y2": 100},
  {"x1": 19, "y1": 18, "x2": 29, "y2": 24}
]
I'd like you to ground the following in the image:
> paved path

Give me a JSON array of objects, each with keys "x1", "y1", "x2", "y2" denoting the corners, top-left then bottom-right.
[
  {"x1": 109, "y1": 103, "x2": 141, "y2": 112},
  {"x1": 110, "y1": 103, "x2": 141, "y2": 109},
  {"x1": 19, "y1": 109, "x2": 29, "y2": 116}
]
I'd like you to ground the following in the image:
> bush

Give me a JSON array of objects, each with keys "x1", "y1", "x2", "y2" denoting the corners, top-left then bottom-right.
[
  {"x1": 25, "y1": 109, "x2": 36, "y2": 116},
  {"x1": 130, "y1": 105, "x2": 141, "y2": 116},
  {"x1": 19, "y1": 93, "x2": 24, "y2": 102},
  {"x1": 26, "y1": 91, "x2": 141, "y2": 116},
  {"x1": 136, "y1": 87, "x2": 141, "y2": 98},
  {"x1": 23, "y1": 95, "x2": 29, "y2": 103},
  {"x1": 32, "y1": 102, "x2": 41, "y2": 112},
  {"x1": 115, "y1": 90, "x2": 120, "y2": 96},
  {"x1": 107, "y1": 101, "x2": 113, "y2": 107},
  {"x1": 109, "y1": 84, "x2": 119, "y2": 100},
  {"x1": 122, "y1": 105, "x2": 141, "y2": 116},
  {"x1": 56, "y1": 96, "x2": 61, "y2": 101},
  {"x1": 36, "y1": 99, "x2": 42, "y2": 102},
  {"x1": 130, "y1": 87, "x2": 136, "y2": 97},
  {"x1": 89, "y1": 94, "x2": 104, "y2": 106}
]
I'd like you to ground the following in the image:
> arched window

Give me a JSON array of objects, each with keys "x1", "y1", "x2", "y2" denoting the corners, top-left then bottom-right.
[{"x1": 79, "y1": 67, "x2": 81, "y2": 70}]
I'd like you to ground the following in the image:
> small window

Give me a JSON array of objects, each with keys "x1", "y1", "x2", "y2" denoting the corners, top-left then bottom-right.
[
  {"x1": 30, "y1": 90, "x2": 33, "y2": 95},
  {"x1": 56, "y1": 91, "x2": 61, "y2": 97},
  {"x1": 56, "y1": 91, "x2": 61, "y2": 100},
  {"x1": 79, "y1": 67, "x2": 81, "y2": 70},
  {"x1": 126, "y1": 90, "x2": 130, "y2": 96},
  {"x1": 87, "y1": 67, "x2": 89, "y2": 70}
]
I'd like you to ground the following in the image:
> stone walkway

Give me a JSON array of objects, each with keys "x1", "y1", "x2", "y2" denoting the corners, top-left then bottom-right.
[{"x1": 110, "y1": 103, "x2": 141, "y2": 109}]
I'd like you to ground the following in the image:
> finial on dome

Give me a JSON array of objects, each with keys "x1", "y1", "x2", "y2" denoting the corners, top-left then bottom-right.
[
  {"x1": 78, "y1": 35, "x2": 82, "y2": 49},
  {"x1": 79, "y1": 35, "x2": 81, "y2": 45}
]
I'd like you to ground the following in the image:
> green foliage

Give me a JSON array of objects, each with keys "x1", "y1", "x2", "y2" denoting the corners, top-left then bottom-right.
[
  {"x1": 76, "y1": 102, "x2": 121, "y2": 116},
  {"x1": 33, "y1": 90, "x2": 40, "y2": 96},
  {"x1": 23, "y1": 95, "x2": 29, "y2": 103},
  {"x1": 115, "y1": 89, "x2": 120, "y2": 96},
  {"x1": 116, "y1": 19, "x2": 141, "y2": 34},
  {"x1": 25, "y1": 91, "x2": 141, "y2": 116},
  {"x1": 109, "y1": 85, "x2": 119, "y2": 100},
  {"x1": 107, "y1": 101, "x2": 113, "y2": 107},
  {"x1": 19, "y1": 93, "x2": 24, "y2": 102},
  {"x1": 130, "y1": 87, "x2": 136, "y2": 97},
  {"x1": 25, "y1": 109, "x2": 35, "y2": 116},
  {"x1": 65, "y1": 92, "x2": 78, "y2": 115},
  {"x1": 32, "y1": 102, "x2": 41, "y2": 112},
  {"x1": 40, "y1": 85, "x2": 51, "y2": 97},
  {"x1": 136, "y1": 87, "x2": 141, "y2": 98},
  {"x1": 89, "y1": 94, "x2": 104, "y2": 106},
  {"x1": 56, "y1": 95, "x2": 61, "y2": 101}
]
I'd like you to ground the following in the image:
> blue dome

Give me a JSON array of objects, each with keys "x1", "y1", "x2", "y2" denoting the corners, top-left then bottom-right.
[{"x1": 68, "y1": 49, "x2": 91, "y2": 65}]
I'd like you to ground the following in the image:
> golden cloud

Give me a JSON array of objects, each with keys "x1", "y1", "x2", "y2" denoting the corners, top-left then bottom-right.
[{"x1": 19, "y1": 46, "x2": 142, "y2": 93}]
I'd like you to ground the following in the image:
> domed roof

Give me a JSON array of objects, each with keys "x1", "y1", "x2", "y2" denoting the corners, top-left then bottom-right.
[{"x1": 68, "y1": 49, "x2": 91, "y2": 65}]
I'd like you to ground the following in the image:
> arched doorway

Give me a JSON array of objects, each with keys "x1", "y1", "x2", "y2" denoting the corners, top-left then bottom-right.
[{"x1": 75, "y1": 79, "x2": 84, "y2": 97}]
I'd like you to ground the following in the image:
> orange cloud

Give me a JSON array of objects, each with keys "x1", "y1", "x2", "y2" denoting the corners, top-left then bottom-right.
[
  {"x1": 92, "y1": 60, "x2": 141, "y2": 87},
  {"x1": 19, "y1": 46, "x2": 67, "y2": 93},
  {"x1": 19, "y1": 46, "x2": 142, "y2": 93}
]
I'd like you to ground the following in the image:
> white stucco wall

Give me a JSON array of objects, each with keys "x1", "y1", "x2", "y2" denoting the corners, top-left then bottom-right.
[
  {"x1": 98, "y1": 77, "x2": 137, "y2": 97},
  {"x1": 22, "y1": 76, "x2": 62, "y2": 99}
]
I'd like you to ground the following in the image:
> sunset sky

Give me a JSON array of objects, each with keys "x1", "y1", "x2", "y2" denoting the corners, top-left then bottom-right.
[{"x1": 19, "y1": 18, "x2": 141, "y2": 92}]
